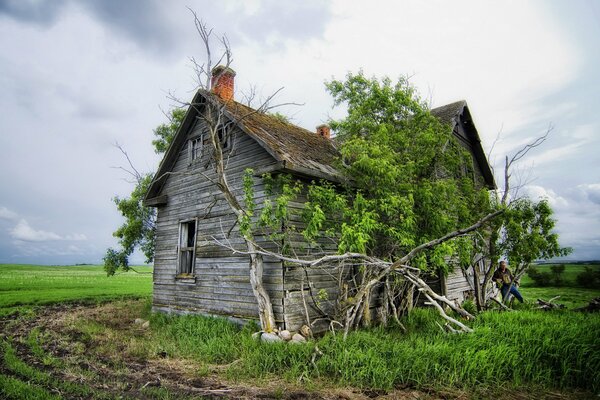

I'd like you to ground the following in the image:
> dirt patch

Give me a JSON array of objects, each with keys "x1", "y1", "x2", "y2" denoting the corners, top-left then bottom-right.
[{"x1": 1, "y1": 301, "x2": 437, "y2": 399}]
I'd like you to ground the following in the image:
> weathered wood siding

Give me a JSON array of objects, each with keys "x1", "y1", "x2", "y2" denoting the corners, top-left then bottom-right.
[
  {"x1": 280, "y1": 189, "x2": 342, "y2": 332},
  {"x1": 152, "y1": 116, "x2": 285, "y2": 324},
  {"x1": 442, "y1": 265, "x2": 474, "y2": 303},
  {"x1": 442, "y1": 258, "x2": 487, "y2": 303}
]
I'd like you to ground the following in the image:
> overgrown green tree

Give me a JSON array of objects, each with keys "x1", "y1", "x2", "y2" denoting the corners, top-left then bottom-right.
[
  {"x1": 104, "y1": 108, "x2": 185, "y2": 276},
  {"x1": 302, "y1": 72, "x2": 491, "y2": 273}
]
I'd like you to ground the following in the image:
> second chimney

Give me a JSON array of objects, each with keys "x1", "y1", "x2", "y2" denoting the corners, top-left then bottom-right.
[
  {"x1": 211, "y1": 65, "x2": 236, "y2": 101},
  {"x1": 316, "y1": 124, "x2": 331, "y2": 139}
]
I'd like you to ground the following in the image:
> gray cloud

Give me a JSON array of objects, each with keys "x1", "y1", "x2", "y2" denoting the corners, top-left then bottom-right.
[
  {"x1": 0, "y1": 0, "x2": 180, "y2": 54},
  {"x1": 0, "y1": 0, "x2": 67, "y2": 25},
  {"x1": 0, "y1": 1, "x2": 333, "y2": 58},
  {"x1": 580, "y1": 183, "x2": 600, "y2": 205},
  {"x1": 79, "y1": 0, "x2": 179, "y2": 54},
  {"x1": 0, "y1": 206, "x2": 17, "y2": 221},
  {"x1": 237, "y1": 0, "x2": 331, "y2": 44}
]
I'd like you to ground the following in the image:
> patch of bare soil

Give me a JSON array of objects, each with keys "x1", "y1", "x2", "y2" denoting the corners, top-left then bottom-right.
[{"x1": 1, "y1": 301, "x2": 439, "y2": 399}]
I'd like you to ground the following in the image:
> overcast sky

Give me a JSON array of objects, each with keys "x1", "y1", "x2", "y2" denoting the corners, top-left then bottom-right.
[{"x1": 1, "y1": 0, "x2": 598, "y2": 265}]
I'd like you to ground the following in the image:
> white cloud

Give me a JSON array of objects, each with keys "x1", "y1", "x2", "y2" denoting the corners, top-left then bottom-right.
[
  {"x1": 524, "y1": 124, "x2": 598, "y2": 166},
  {"x1": 0, "y1": 206, "x2": 18, "y2": 221},
  {"x1": 525, "y1": 182, "x2": 600, "y2": 260},
  {"x1": 10, "y1": 219, "x2": 87, "y2": 242},
  {"x1": 522, "y1": 185, "x2": 569, "y2": 209},
  {"x1": 65, "y1": 233, "x2": 88, "y2": 241},
  {"x1": 11, "y1": 219, "x2": 62, "y2": 242}
]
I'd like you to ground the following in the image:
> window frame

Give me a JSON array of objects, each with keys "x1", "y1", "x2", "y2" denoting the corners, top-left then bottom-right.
[
  {"x1": 188, "y1": 135, "x2": 203, "y2": 164},
  {"x1": 176, "y1": 218, "x2": 198, "y2": 277}
]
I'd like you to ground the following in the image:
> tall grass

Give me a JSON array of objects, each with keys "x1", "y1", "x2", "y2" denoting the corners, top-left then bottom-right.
[{"x1": 149, "y1": 308, "x2": 600, "y2": 393}]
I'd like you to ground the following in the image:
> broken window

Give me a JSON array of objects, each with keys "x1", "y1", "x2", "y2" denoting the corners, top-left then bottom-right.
[
  {"x1": 178, "y1": 219, "x2": 197, "y2": 275},
  {"x1": 217, "y1": 122, "x2": 232, "y2": 151},
  {"x1": 189, "y1": 137, "x2": 203, "y2": 162}
]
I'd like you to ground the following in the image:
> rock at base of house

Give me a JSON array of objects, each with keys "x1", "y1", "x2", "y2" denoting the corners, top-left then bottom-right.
[
  {"x1": 134, "y1": 318, "x2": 150, "y2": 328},
  {"x1": 300, "y1": 325, "x2": 312, "y2": 338},
  {"x1": 252, "y1": 330, "x2": 307, "y2": 344},
  {"x1": 261, "y1": 332, "x2": 284, "y2": 343},
  {"x1": 278, "y1": 330, "x2": 292, "y2": 341},
  {"x1": 290, "y1": 333, "x2": 307, "y2": 343}
]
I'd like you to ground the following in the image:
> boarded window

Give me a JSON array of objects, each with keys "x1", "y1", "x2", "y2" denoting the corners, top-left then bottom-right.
[{"x1": 178, "y1": 219, "x2": 197, "y2": 275}]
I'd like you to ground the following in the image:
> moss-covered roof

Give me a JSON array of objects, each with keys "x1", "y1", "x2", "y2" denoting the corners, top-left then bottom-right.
[
  {"x1": 430, "y1": 100, "x2": 467, "y2": 125},
  {"x1": 216, "y1": 98, "x2": 340, "y2": 180}
]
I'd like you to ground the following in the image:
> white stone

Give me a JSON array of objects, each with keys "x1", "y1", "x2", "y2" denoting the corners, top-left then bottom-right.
[
  {"x1": 291, "y1": 333, "x2": 307, "y2": 343},
  {"x1": 278, "y1": 330, "x2": 292, "y2": 341},
  {"x1": 134, "y1": 318, "x2": 145, "y2": 325},
  {"x1": 261, "y1": 332, "x2": 283, "y2": 343},
  {"x1": 252, "y1": 331, "x2": 262, "y2": 341}
]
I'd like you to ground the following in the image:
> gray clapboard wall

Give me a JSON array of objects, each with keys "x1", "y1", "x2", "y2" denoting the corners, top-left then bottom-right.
[{"x1": 152, "y1": 116, "x2": 287, "y2": 324}]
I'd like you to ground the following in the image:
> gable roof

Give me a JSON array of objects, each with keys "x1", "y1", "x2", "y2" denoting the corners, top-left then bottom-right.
[
  {"x1": 431, "y1": 100, "x2": 496, "y2": 189},
  {"x1": 216, "y1": 97, "x2": 340, "y2": 180},
  {"x1": 145, "y1": 90, "x2": 340, "y2": 203},
  {"x1": 430, "y1": 100, "x2": 467, "y2": 125},
  {"x1": 145, "y1": 92, "x2": 496, "y2": 204}
]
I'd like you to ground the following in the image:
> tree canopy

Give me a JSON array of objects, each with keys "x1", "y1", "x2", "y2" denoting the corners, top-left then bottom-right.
[{"x1": 300, "y1": 72, "x2": 491, "y2": 273}]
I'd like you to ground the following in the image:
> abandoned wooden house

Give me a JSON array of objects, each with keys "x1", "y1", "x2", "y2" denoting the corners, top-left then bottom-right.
[{"x1": 144, "y1": 67, "x2": 496, "y2": 331}]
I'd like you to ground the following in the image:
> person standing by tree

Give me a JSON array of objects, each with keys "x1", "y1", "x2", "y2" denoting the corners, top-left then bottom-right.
[{"x1": 493, "y1": 260, "x2": 524, "y2": 303}]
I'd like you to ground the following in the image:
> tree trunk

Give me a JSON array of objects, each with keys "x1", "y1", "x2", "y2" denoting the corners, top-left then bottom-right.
[
  {"x1": 206, "y1": 103, "x2": 277, "y2": 332},
  {"x1": 247, "y1": 241, "x2": 277, "y2": 332}
]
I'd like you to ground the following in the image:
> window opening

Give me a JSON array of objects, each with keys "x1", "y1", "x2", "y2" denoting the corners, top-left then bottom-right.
[
  {"x1": 189, "y1": 137, "x2": 203, "y2": 162},
  {"x1": 217, "y1": 123, "x2": 232, "y2": 151},
  {"x1": 178, "y1": 219, "x2": 196, "y2": 275}
]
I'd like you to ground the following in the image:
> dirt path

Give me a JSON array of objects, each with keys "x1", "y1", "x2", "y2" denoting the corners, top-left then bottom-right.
[{"x1": 0, "y1": 301, "x2": 439, "y2": 400}]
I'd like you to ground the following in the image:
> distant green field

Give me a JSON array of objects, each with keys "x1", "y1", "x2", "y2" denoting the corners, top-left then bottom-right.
[
  {"x1": 0, "y1": 264, "x2": 152, "y2": 315},
  {"x1": 520, "y1": 262, "x2": 600, "y2": 287}
]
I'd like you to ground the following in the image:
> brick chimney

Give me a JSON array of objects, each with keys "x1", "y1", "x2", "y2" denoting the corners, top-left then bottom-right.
[
  {"x1": 316, "y1": 124, "x2": 331, "y2": 139},
  {"x1": 211, "y1": 65, "x2": 236, "y2": 101}
]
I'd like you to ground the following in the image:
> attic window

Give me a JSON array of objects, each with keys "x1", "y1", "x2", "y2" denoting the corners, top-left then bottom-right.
[
  {"x1": 189, "y1": 137, "x2": 202, "y2": 162},
  {"x1": 217, "y1": 123, "x2": 232, "y2": 151}
]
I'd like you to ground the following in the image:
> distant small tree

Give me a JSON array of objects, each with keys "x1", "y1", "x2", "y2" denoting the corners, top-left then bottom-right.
[
  {"x1": 104, "y1": 108, "x2": 185, "y2": 276},
  {"x1": 550, "y1": 264, "x2": 566, "y2": 285},
  {"x1": 576, "y1": 267, "x2": 600, "y2": 288}
]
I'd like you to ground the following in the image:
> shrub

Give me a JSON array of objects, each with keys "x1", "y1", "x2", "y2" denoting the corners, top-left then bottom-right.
[
  {"x1": 550, "y1": 264, "x2": 565, "y2": 286},
  {"x1": 528, "y1": 265, "x2": 566, "y2": 287},
  {"x1": 576, "y1": 266, "x2": 600, "y2": 288},
  {"x1": 527, "y1": 266, "x2": 553, "y2": 287}
]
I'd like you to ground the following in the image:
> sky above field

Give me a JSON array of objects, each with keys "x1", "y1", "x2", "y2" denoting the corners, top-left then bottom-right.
[{"x1": 0, "y1": 0, "x2": 599, "y2": 265}]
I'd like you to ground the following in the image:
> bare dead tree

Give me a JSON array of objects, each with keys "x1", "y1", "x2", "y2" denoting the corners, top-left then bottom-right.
[{"x1": 164, "y1": 13, "x2": 307, "y2": 332}]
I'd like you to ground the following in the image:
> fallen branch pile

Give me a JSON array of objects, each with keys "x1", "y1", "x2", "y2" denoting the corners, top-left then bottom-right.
[
  {"x1": 536, "y1": 296, "x2": 565, "y2": 311},
  {"x1": 574, "y1": 297, "x2": 600, "y2": 313}
]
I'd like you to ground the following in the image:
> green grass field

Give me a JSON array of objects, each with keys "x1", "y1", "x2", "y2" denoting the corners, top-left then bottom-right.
[
  {"x1": 0, "y1": 264, "x2": 152, "y2": 316},
  {"x1": 517, "y1": 263, "x2": 600, "y2": 308},
  {"x1": 1, "y1": 263, "x2": 599, "y2": 398},
  {"x1": 520, "y1": 262, "x2": 600, "y2": 287}
]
